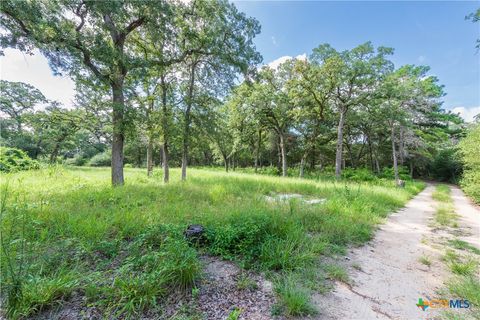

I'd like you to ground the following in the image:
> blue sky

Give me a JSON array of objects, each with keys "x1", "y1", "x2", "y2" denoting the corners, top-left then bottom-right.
[
  {"x1": 1, "y1": 1, "x2": 479, "y2": 120},
  {"x1": 235, "y1": 0, "x2": 480, "y2": 120}
]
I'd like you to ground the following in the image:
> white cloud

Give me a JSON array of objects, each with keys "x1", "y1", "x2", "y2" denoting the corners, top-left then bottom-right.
[
  {"x1": 266, "y1": 53, "x2": 307, "y2": 69},
  {"x1": 0, "y1": 48, "x2": 75, "y2": 108},
  {"x1": 417, "y1": 55, "x2": 427, "y2": 63},
  {"x1": 451, "y1": 106, "x2": 480, "y2": 123},
  {"x1": 271, "y1": 36, "x2": 278, "y2": 47}
]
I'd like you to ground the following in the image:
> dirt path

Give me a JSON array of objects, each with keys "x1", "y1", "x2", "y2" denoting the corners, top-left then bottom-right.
[
  {"x1": 312, "y1": 184, "x2": 480, "y2": 320},
  {"x1": 450, "y1": 185, "x2": 480, "y2": 249}
]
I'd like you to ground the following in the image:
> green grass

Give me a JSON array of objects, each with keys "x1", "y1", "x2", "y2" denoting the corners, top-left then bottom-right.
[
  {"x1": 273, "y1": 274, "x2": 317, "y2": 316},
  {"x1": 236, "y1": 274, "x2": 258, "y2": 291},
  {"x1": 433, "y1": 185, "x2": 458, "y2": 227},
  {"x1": 447, "y1": 276, "x2": 480, "y2": 309},
  {"x1": 449, "y1": 259, "x2": 478, "y2": 277},
  {"x1": 323, "y1": 264, "x2": 350, "y2": 283},
  {"x1": 0, "y1": 166, "x2": 424, "y2": 318},
  {"x1": 419, "y1": 255, "x2": 432, "y2": 267},
  {"x1": 432, "y1": 184, "x2": 452, "y2": 203},
  {"x1": 448, "y1": 239, "x2": 480, "y2": 255},
  {"x1": 435, "y1": 183, "x2": 480, "y2": 320}
]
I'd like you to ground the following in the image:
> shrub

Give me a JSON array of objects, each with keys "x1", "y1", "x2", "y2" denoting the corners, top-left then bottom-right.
[
  {"x1": 64, "y1": 153, "x2": 87, "y2": 166},
  {"x1": 379, "y1": 166, "x2": 411, "y2": 181},
  {"x1": 87, "y1": 151, "x2": 111, "y2": 167},
  {"x1": 459, "y1": 124, "x2": 480, "y2": 203},
  {"x1": 430, "y1": 148, "x2": 462, "y2": 183},
  {"x1": 0, "y1": 147, "x2": 39, "y2": 173},
  {"x1": 206, "y1": 215, "x2": 270, "y2": 262},
  {"x1": 342, "y1": 168, "x2": 377, "y2": 181}
]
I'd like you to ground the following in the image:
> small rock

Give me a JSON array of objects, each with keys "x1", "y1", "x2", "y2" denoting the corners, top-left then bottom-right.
[{"x1": 184, "y1": 224, "x2": 206, "y2": 243}]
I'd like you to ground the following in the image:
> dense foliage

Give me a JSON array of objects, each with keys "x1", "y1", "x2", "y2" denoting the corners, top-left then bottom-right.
[
  {"x1": 459, "y1": 124, "x2": 480, "y2": 203},
  {"x1": 0, "y1": 147, "x2": 39, "y2": 173},
  {"x1": 0, "y1": 1, "x2": 469, "y2": 187}
]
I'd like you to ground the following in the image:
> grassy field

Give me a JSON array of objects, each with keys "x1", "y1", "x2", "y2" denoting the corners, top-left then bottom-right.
[{"x1": 0, "y1": 166, "x2": 424, "y2": 319}]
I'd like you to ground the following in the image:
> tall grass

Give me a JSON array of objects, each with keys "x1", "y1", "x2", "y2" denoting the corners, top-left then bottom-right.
[{"x1": 0, "y1": 167, "x2": 424, "y2": 318}]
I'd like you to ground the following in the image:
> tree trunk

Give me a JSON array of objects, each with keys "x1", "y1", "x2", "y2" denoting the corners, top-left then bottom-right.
[
  {"x1": 399, "y1": 126, "x2": 405, "y2": 166},
  {"x1": 299, "y1": 152, "x2": 307, "y2": 178},
  {"x1": 254, "y1": 130, "x2": 262, "y2": 173},
  {"x1": 50, "y1": 143, "x2": 60, "y2": 164},
  {"x1": 33, "y1": 138, "x2": 42, "y2": 159},
  {"x1": 375, "y1": 156, "x2": 381, "y2": 174},
  {"x1": 367, "y1": 135, "x2": 374, "y2": 172},
  {"x1": 279, "y1": 133, "x2": 287, "y2": 177},
  {"x1": 147, "y1": 136, "x2": 153, "y2": 177},
  {"x1": 181, "y1": 62, "x2": 196, "y2": 181},
  {"x1": 391, "y1": 125, "x2": 399, "y2": 184},
  {"x1": 160, "y1": 75, "x2": 170, "y2": 183},
  {"x1": 335, "y1": 108, "x2": 346, "y2": 180},
  {"x1": 223, "y1": 154, "x2": 229, "y2": 172},
  {"x1": 159, "y1": 145, "x2": 163, "y2": 167},
  {"x1": 111, "y1": 83, "x2": 125, "y2": 186},
  {"x1": 163, "y1": 142, "x2": 169, "y2": 183}
]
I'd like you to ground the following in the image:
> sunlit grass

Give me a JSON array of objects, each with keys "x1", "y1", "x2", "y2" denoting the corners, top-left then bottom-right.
[{"x1": 0, "y1": 166, "x2": 425, "y2": 318}]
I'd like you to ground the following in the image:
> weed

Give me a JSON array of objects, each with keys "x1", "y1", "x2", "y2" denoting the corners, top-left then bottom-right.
[
  {"x1": 323, "y1": 264, "x2": 349, "y2": 283},
  {"x1": 432, "y1": 185, "x2": 452, "y2": 203},
  {"x1": 226, "y1": 307, "x2": 242, "y2": 320},
  {"x1": 447, "y1": 276, "x2": 480, "y2": 307},
  {"x1": 274, "y1": 274, "x2": 317, "y2": 316},
  {"x1": 449, "y1": 259, "x2": 477, "y2": 276},
  {"x1": 419, "y1": 255, "x2": 432, "y2": 267},
  {"x1": 448, "y1": 239, "x2": 480, "y2": 255},
  {"x1": 442, "y1": 250, "x2": 459, "y2": 263},
  {"x1": 236, "y1": 274, "x2": 258, "y2": 291}
]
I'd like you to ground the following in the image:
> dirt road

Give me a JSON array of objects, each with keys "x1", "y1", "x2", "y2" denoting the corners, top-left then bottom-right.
[{"x1": 314, "y1": 184, "x2": 480, "y2": 320}]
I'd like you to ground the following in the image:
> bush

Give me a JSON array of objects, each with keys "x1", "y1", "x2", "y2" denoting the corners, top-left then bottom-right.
[
  {"x1": 430, "y1": 148, "x2": 462, "y2": 183},
  {"x1": 87, "y1": 151, "x2": 111, "y2": 167},
  {"x1": 459, "y1": 124, "x2": 480, "y2": 203},
  {"x1": 0, "y1": 147, "x2": 39, "y2": 173},
  {"x1": 379, "y1": 166, "x2": 411, "y2": 181},
  {"x1": 64, "y1": 153, "x2": 87, "y2": 166},
  {"x1": 342, "y1": 168, "x2": 377, "y2": 181},
  {"x1": 206, "y1": 215, "x2": 271, "y2": 262}
]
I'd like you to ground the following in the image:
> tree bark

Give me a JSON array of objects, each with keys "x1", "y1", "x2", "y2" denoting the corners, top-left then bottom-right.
[
  {"x1": 146, "y1": 136, "x2": 153, "y2": 177},
  {"x1": 367, "y1": 135, "x2": 374, "y2": 172},
  {"x1": 182, "y1": 62, "x2": 196, "y2": 181},
  {"x1": 162, "y1": 142, "x2": 169, "y2": 183},
  {"x1": 375, "y1": 156, "x2": 381, "y2": 174},
  {"x1": 279, "y1": 132, "x2": 287, "y2": 177},
  {"x1": 254, "y1": 130, "x2": 262, "y2": 173},
  {"x1": 335, "y1": 108, "x2": 346, "y2": 180},
  {"x1": 111, "y1": 83, "x2": 125, "y2": 186},
  {"x1": 399, "y1": 125, "x2": 405, "y2": 166},
  {"x1": 299, "y1": 152, "x2": 307, "y2": 178},
  {"x1": 223, "y1": 153, "x2": 229, "y2": 172},
  {"x1": 50, "y1": 143, "x2": 60, "y2": 164},
  {"x1": 160, "y1": 75, "x2": 170, "y2": 183},
  {"x1": 391, "y1": 125, "x2": 399, "y2": 184}
]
